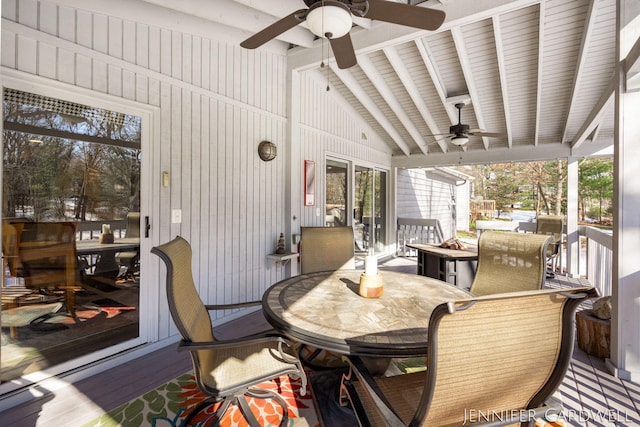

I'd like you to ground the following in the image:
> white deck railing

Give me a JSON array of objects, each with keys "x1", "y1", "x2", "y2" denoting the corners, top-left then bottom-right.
[
  {"x1": 518, "y1": 221, "x2": 612, "y2": 297},
  {"x1": 75, "y1": 219, "x2": 127, "y2": 240},
  {"x1": 580, "y1": 226, "x2": 612, "y2": 297}
]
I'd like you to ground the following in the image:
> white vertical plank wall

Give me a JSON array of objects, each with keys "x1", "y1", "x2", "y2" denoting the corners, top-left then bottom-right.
[
  {"x1": 0, "y1": 0, "x2": 397, "y2": 351},
  {"x1": 0, "y1": 0, "x2": 291, "y2": 342},
  {"x1": 396, "y1": 169, "x2": 455, "y2": 237},
  {"x1": 297, "y1": 72, "x2": 392, "y2": 226}
]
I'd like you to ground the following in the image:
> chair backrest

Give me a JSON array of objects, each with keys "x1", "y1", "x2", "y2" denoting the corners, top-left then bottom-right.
[
  {"x1": 151, "y1": 237, "x2": 216, "y2": 374},
  {"x1": 17, "y1": 222, "x2": 77, "y2": 287},
  {"x1": 300, "y1": 226, "x2": 355, "y2": 274},
  {"x1": 125, "y1": 212, "x2": 141, "y2": 238},
  {"x1": 469, "y1": 231, "x2": 552, "y2": 296},
  {"x1": 414, "y1": 286, "x2": 597, "y2": 426},
  {"x1": 2, "y1": 222, "x2": 22, "y2": 276},
  {"x1": 536, "y1": 215, "x2": 564, "y2": 255}
]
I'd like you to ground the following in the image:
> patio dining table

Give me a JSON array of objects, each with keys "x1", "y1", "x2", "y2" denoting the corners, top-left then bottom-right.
[
  {"x1": 262, "y1": 269, "x2": 471, "y2": 359},
  {"x1": 76, "y1": 238, "x2": 140, "y2": 278}
]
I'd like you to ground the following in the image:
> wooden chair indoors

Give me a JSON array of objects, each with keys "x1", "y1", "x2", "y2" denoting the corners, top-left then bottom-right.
[
  {"x1": 469, "y1": 230, "x2": 553, "y2": 296},
  {"x1": 535, "y1": 215, "x2": 564, "y2": 277},
  {"x1": 151, "y1": 236, "x2": 308, "y2": 427},
  {"x1": 339, "y1": 286, "x2": 598, "y2": 427},
  {"x1": 300, "y1": 226, "x2": 355, "y2": 274}
]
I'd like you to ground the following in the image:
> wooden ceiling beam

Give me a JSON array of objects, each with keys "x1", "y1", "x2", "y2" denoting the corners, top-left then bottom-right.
[
  {"x1": 330, "y1": 64, "x2": 412, "y2": 156},
  {"x1": 492, "y1": 15, "x2": 513, "y2": 147},
  {"x1": 383, "y1": 46, "x2": 449, "y2": 153},
  {"x1": 357, "y1": 55, "x2": 430, "y2": 155}
]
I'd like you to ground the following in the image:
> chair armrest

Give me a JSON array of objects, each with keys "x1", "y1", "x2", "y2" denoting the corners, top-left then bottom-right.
[
  {"x1": 204, "y1": 300, "x2": 261, "y2": 310},
  {"x1": 342, "y1": 356, "x2": 406, "y2": 427},
  {"x1": 177, "y1": 333, "x2": 291, "y2": 352}
]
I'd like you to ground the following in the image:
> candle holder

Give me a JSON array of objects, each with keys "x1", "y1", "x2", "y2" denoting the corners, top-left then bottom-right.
[
  {"x1": 99, "y1": 223, "x2": 114, "y2": 244},
  {"x1": 359, "y1": 272, "x2": 383, "y2": 298},
  {"x1": 99, "y1": 232, "x2": 114, "y2": 244}
]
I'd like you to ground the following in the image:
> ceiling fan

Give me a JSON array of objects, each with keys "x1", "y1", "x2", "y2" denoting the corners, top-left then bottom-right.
[
  {"x1": 240, "y1": 0, "x2": 446, "y2": 69},
  {"x1": 429, "y1": 103, "x2": 504, "y2": 146}
]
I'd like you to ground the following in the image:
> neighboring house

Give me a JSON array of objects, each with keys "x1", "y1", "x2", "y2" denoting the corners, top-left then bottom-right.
[{"x1": 396, "y1": 167, "x2": 473, "y2": 237}]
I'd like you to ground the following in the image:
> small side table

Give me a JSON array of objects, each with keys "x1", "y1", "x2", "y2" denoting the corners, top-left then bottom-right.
[{"x1": 267, "y1": 252, "x2": 299, "y2": 276}]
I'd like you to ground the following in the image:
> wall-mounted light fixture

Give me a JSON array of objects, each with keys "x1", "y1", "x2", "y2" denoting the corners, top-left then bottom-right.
[{"x1": 258, "y1": 140, "x2": 277, "y2": 161}]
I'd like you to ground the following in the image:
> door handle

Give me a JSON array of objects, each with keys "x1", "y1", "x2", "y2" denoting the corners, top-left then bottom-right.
[{"x1": 145, "y1": 216, "x2": 151, "y2": 238}]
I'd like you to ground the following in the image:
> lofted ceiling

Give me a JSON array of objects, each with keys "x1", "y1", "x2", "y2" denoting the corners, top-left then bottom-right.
[{"x1": 140, "y1": 0, "x2": 624, "y2": 167}]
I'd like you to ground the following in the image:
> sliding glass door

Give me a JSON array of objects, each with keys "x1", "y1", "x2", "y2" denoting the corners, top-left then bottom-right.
[
  {"x1": 1, "y1": 88, "x2": 143, "y2": 386},
  {"x1": 354, "y1": 166, "x2": 387, "y2": 254},
  {"x1": 325, "y1": 160, "x2": 348, "y2": 227},
  {"x1": 326, "y1": 158, "x2": 388, "y2": 255}
]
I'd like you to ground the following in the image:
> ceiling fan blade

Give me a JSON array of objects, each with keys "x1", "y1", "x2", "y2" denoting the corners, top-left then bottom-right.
[
  {"x1": 365, "y1": 0, "x2": 446, "y2": 31},
  {"x1": 469, "y1": 130, "x2": 505, "y2": 138},
  {"x1": 424, "y1": 133, "x2": 453, "y2": 137},
  {"x1": 240, "y1": 9, "x2": 307, "y2": 49},
  {"x1": 329, "y1": 33, "x2": 357, "y2": 69}
]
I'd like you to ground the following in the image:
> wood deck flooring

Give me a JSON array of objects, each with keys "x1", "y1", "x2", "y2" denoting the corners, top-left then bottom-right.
[{"x1": 1, "y1": 257, "x2": 638, "y2": 426}]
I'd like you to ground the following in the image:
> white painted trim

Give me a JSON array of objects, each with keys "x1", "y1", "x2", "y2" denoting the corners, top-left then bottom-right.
[{"x1": 393, "y1": 142, "x2": 571, "y2": 168}]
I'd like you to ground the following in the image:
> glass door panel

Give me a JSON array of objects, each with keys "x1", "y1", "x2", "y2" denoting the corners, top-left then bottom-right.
[
  {"x1": 1, "y1": 89, "x2": 142, "y2": 385},
  {"x1": 353, "y1": 166, "x2": 387, "y2": 254},
  {"x1": 325, "y1": 160, "x2": 348, "y2": 227},
  {"x1": 373, "y1": 170, "x2": 387, "y2": 252},
  {"x1": 354, "y1": 166, "x2": 373, "y2": 253}
]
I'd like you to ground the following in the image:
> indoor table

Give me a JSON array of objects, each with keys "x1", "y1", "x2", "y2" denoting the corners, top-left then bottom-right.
[{"x1": 262, "y1": 269, "x2": 471, "y2": 359}]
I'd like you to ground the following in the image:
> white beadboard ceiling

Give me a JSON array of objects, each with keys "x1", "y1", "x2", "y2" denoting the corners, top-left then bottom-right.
[{"x1": 139, "y1": 0, "x2": 626, "y2": 167}]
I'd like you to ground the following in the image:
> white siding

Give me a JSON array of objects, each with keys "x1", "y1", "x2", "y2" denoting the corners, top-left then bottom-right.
[
  {"x1": 1, "y1": 0, "x2": 290, "y2": 343},
  {"x1": 455, "y1": 182, "x2": 471, "y2": 232},
  {"x1": 396, "y1": 169, "x2": 457, "y2": 239}
]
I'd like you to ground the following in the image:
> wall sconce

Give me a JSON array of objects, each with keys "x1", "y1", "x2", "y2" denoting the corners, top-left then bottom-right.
[{"x1": 258, "y1": 140, "x2": 277, "y2": 161}]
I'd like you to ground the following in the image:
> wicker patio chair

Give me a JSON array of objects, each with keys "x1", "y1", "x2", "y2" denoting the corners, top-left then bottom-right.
[
  {"x1": 535, "y1": 215, "x2": 564, "y2": 277},
  {"x1": 298, "y1": 226, "x2": 355, "y2": 369},
  {"x1": 17, "y1": 221, "x2": 79, "y2": 316},
  {"x1": 300, "y1": 226, "x2": 355, "y2": 274},
  {"x1": 469, "y1": 230, "x2": 553, "y2": 296},
  {"x1": 340, "y1": 286, "x2": 598, "y2": 427},
  {"x1": 151, "y1": 236, "x2": 308, "y2": 427}
]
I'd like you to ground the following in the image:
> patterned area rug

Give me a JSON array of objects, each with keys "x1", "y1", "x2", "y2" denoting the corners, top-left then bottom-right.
[{"x1": 83, "y1": 372, "x2": 320, "y2": 427}]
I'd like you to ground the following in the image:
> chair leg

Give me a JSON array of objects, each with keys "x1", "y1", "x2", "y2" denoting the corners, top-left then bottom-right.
[
  {"x1": 191, "y1": 390, "x2": 289, "y2": 427},
  {"x1": 182, "y1": 396, "x2": 219, "y2": 426}
]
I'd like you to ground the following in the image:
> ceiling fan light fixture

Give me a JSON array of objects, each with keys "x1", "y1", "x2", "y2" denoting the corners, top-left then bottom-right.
[
  {"x1": 451, "y1": 135, "x2": 469, "y2": 146},
  {"x1": 306, "y1": 3, "x2": 352, "y2": 39}
]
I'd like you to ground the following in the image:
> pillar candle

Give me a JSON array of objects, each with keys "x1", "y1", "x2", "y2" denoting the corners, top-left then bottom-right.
[{"x1": 365, "y1": 255, "x2": 377, "y2": 276}]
